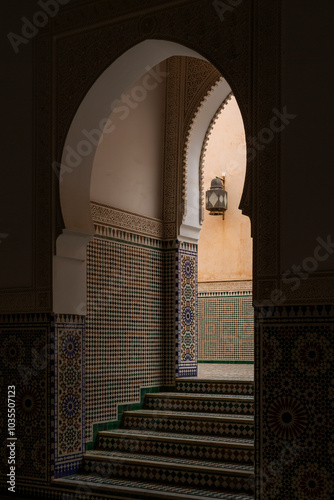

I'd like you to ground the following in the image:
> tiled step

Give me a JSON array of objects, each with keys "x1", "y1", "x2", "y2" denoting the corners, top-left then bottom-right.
[
  {"x1": 144, "y1": 392, "x2": 254, "y2": 415},
  {"x1": 80, "y1": 450, "x2": 254, "y2": 494},
  {"x1": 175, "y1": 379, "x2": 254, "y2": 396},
  {"x1": 54, "y1": 475, "x2": 254, "y2": 500},
  {"x1": 122, "y1": 410, "x2": 254, "y2": 439},
  {"x1": 97, "y1": 429, "x2": 254, "y2": 464}
]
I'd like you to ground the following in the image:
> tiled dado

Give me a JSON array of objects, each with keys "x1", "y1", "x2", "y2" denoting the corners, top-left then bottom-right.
[
  {"x1": 178, "y1": 242, "x2": 198, "y2": 377},
  {"x1": 255, "y1": 306, "x2": 334, "y2": 499},
  {"x1": 85, "y1": 231, "x2": 177, "y2": 445},
  {"x1": 0, "y1": 313, "x2": 86, "y2": 483},
  {"x1": 198, "y1": 290, "x2": 254, "y2": 363},
  {"x1": 0, "y1": 313, "x2": 52, "y2": 485},
  {"x1": 53, "y1": 314, "x2": 85, "y2": 478}
]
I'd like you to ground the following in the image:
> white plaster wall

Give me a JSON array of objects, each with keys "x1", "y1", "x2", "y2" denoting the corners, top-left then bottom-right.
[
  {"x1": 90, "y1": 62, "x2": 166, "y2": 220},
  {"x1": 198, "y1": 96, "x2": 252, "y2": 282}
]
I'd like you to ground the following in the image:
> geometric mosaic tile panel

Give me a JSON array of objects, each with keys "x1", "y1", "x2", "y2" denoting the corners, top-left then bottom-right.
[
  {"x1": 59, "y1": 475, "x2": 254, "y2": 499},
  {"x1": 198, "y1": 292, "x2": 254, "y2": 362},
  {"x1": 81, "y1": 451, "x2": 253, "y2": 493},
  {"x1": 97, "y1": 429, "x2": 254, "y2": 464},
  {"x1": 257, "y1": 313, "x2": 334, "y2": 499},
  {"x1": 86, "y1": 233, "x2": 176, "y2": 444},
  {"x1": 176, "y1": 380, "x2": 254, "y2": 396},
  {"x1": 53, "y1": 314, "x2": 85, "y2": 479},
  {"x1": 122, "y1": 410, "x2": 254, "y2": 439},
  {"x1": 0, "y1": 313, "x2": 52, "y2": 485},
  {"x1": 178, "y1": 243, "x2": 198, "y2": 377},
  {"x1": 143, "y1": 393, "x2": 254, "y2": 415}
]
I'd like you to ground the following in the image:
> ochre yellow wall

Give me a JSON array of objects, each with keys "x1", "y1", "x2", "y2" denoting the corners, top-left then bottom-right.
[{"x1": 198, "y1": 96, "x2": 252, "y2": 282}]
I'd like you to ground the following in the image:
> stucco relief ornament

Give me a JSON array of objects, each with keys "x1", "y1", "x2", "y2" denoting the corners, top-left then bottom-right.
[{"x1": 182, "y1": 72, "x2": 233, "y2": 224}]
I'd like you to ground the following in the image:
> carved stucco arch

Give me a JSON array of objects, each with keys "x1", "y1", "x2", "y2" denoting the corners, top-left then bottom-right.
[
  {"x1": 181, "y1": 75, "x2": 235, "y2": 231},
  {"x1": 198, "y1": 91, "x2": 234, "y2": 223},
  {"x1": 59, "y1": 40, "x2": 208, "y2": 237},
  {"x1": 54, "y1": 40, "x2": 218, "y2": 314}
]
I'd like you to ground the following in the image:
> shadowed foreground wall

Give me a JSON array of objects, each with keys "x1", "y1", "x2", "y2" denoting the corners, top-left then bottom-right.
[
  {"x1": 1, "y1": 0, "x2": 334, "y2": 498},
  {"x1": 258, "y1": 306, "x2": 334, "y2": 498}
]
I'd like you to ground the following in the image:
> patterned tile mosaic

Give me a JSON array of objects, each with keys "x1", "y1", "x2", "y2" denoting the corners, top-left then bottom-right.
[
  {"x1": 176, "y1": 379, "x2": 254, "y2": 395},
  {"x1": 257, "y1": 310, "x2": 334, "y2": 499},
  {"x1": 143, "y1": 393, "x2": 254, "y2": 415},
  {"x1": 178, "y1": 243, "x2": 198, "y2": 377},
  {"x1": 59, "y1": 475, "x2": 254, "y2": 499},
  {"x1": 0, "y1": 314, "x2": 52, "y2": 485},
  {"x1": 85, "y1": 232, "x2": 176, "y2": 445},
  {"x1": 198, "y1": 291, "x2": 254, "y2": 363},
  {"x1": 53, "y1": 314, "x2": 85, "y2": 478},
  {"x1": 97, "y1": 429, "x2": 254, "y2": 464},
  {"x1": 122, "y1": 410, "x2": 254, "y2": 439},
  {"x1": 81, "y1": 452, "x2": 253, "y2": 493}
]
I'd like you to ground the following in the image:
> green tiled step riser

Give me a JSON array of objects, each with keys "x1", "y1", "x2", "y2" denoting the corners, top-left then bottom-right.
[
  {"x1": 122, "y1": 416, "x2": 254, "y2": 439},
  {"x1": 80, "y1": 460, "x2": 253, "y2": 494},
  {"x1": 175, "y1": 382, "x2": 254, "y2": 396},
  {"x1": 144, "y1": 398, "x2": 254, "y2": 415},
  {"x1": 97, "y1": 436, "x2": 254, "y2": 465}
]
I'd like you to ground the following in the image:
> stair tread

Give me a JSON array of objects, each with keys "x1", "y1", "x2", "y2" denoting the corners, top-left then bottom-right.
[
  {"x1": 146, "y1": 393, "x2": 254, "y2": 401},
  {"x1": 98, "y1": 428, "x2": 254, "y2": 447},
  {"x1": 84, "y1": 450, "x2": 254, "y2": 474},
  {"x1": 55, "y1": 475, "x2": 253, "y2": 499},
  {"x1": 124, "y1": 409, "x2": 254, "y2": 422}
]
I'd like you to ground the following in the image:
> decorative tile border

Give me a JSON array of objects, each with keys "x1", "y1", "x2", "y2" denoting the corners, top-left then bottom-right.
[
  {"x1": 178, "y1": 242, "x2": 198, "y2": 377},
  {"x1": 187, "y1": 89, "x2": 233, "y2": 225},
  {"x1": 53, "y1": 314, "x2": 85, "y2": 478}
]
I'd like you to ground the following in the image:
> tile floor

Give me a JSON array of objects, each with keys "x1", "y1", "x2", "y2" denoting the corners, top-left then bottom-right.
[{"x1": 197, "y1": 363, "x2": 254, "y2": 381}]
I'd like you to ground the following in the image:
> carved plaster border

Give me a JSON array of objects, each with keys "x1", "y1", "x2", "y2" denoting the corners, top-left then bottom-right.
[
  {"x1": 181, "y1": 78, "x2": 230, "y2": 224},
  {"x1": 198, "y1": 91, "x2": 233, "y2": 224},
  {"x1": 91, "y1": 202, "x2": 164, "y2": 239},
  {"x1": 198, "y1": 280, "x2": 252, "y2": 293}
]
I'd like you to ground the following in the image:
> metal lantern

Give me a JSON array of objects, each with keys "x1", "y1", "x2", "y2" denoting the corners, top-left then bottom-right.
[{"x1": 205, "y1": 176, "x2": 228, "y2": 219}]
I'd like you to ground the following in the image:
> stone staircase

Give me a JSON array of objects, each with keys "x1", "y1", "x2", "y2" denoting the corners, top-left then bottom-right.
[{"x1": 55, "y1": 379, "x2": 254, "y2": 499}]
